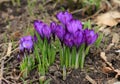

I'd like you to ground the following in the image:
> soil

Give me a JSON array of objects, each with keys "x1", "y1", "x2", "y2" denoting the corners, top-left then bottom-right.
[{"x1": 0, "y1": 0, "x2": 120, "y2": 84}]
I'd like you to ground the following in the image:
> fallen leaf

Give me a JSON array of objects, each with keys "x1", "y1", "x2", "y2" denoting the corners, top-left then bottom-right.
[
  {"x1": 103, "y1": 28, "x2": 111, "y2": 36},
  {"x1": 98, "y1": 25, "x2": 107, "y2": 31},
  {"x1": 106, "y1": 43, "x2": 114, "y2": 51},
  {"x1": 111, "y1": 0, "x2": 120, "y2": 7},
  {"x1": 102, "y1": 67, "x2": 113, "y2": 73},
  {"x1": 100, "y1": 52, "x2": 114, "y2": 70},
  {"x1": 110, "y1": 11, "x2": 120, "y2": 19},
  {"x1": 100, "y1": 52, "x2": 107, "y2": 62},
  {"x1": 114, "y1": 82, "x2": 120, "y2": 84},
  {"x1": 107, "y1": 78, "x2": 118, "y2": 84},
  {"x1": 96, "y1": 11, "x2": 120, "y2": 26},
  {"x1": 112, "y1": 33, "x2": 119, "y2": 44},
  {"x1": 114, "y1": 69, "x2": 120, "y2": 78},
  {"x1": 0, "y1": 0, "x2": 10, "y2": 3},
  {"x1": 10, "y1": 31, "x2": 22, "y2": 40}
]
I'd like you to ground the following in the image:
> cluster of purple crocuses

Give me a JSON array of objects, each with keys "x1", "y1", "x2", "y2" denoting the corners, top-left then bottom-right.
[
  {"x1": 33, "y1": 11, "x2": 98, "y2": 49},
  {"x1": 18, "y1": 11, "x2": 98, "y2": 60}
]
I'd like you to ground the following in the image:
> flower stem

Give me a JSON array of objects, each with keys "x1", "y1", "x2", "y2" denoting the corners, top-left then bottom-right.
[
  {"x1": 63, "y1": 65, "x2": 66, "y2": 80},
  {"x1": 75, "y1": 53, "x2": 79, "y2": 69},
  {"x1": 65, "y1": 47, "x2": 69, "y2": 68},
  {"x1": 60, "y1": 46, "x2": 64, "y2": 66},
  {"x1": 71, "y1": 47, "x2": 76, "y2": 68},
  {"x1": 80, "y1": 50, "x2": 85, "y2": 69},
  {"x1": 69, "y1": 53, "x2": 71, "y2": 67}
]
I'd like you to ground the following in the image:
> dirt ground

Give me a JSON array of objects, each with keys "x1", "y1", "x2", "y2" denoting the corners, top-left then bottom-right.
[{"x1": 0, "y1": 0, "x2": 120, "y2": 84}]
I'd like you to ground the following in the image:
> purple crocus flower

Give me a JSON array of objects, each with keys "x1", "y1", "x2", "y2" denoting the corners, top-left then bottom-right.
[
  {"x1": 19, "y1": 36, "x2": 33, "y2": 52},
  {"x1": 33, "y1": 34, "x2": 37, "y2": 42},
  {"x1": 34, "y1": 20, "x2": 51, "y2": 40},
  {"x1": 50, "y1": 21, "x2": 57, "y2": 41},
  {"x1": 64, "y1": 33, "x2": 74, "y2": 48},
  {"x1": 50, "y1": 21, "x2": 57, "y2": 34},
  {"x1": 67, "y1": 19, "x2": 82, "y2": 34},
  {"x1": 34, "y1": 20, "x2": 44, "y2": 38},
  {"x1": 55, "y1": 24, "x2": 65, "y2": 41},
  {"x1": 73, "y1": 30, "x2": 84, "y2": 48},
  {"x1": 84, "y1": 29, "x2": 98, "y2": 45},
  {"x1": 42, "y1": 24, "x2": 51, "y2": 40},
  {"x1": 57, "y1": 11, "x2": 73, "y2": 25}
]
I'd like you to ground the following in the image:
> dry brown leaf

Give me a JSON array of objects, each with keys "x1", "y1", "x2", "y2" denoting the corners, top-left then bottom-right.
[
  {"x1": 100, "y1": 52, "x2": 107, "y2": 61},
  {"x1": 103, "y1": 28, "x2": 111, "y2": 36},
  {"x1": 114, "y1": 69, "x2": 120, "y2": 78},
  {"x1": 98, "y1": 25, "x2": 107, "y2": 31},
  {"x1": 10, "y1": 31, "x2": 22, "y2": 40},
  {"x1": 111, "y1": 0, "x2": 120, "y2": 6},
  {"x1": 0, "y1": 0, "x2": 10, "y2": 3},
  {"x1": 100, "y1": 52, "x2": 114, "y2": 70},
  {"x1": 102, "y1": 67, "x2": 113, "y2": 73},
  {"x1": 110, "y1": 11, "x2": 120, "y2": 19},
  {"x1": 114, "y1": 82, "x2": 120, "y2": 84},
  {"x1": 107, "y1": 78, "x2": 118, "y2": 84},
  {"x1": 96, "y1": 11, "x2": 120, "y2": 26},
  {"x1": 106, "y1": 43, "x2": 114, "y2": 51},
  {"x1": 112, "y1": 33, "x2": 119, "y2": 44}
]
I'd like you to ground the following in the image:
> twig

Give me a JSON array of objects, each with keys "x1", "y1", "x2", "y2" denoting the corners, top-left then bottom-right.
[
  {"x1": 6, "y1": 43, "x2": 12, "y2": 57},
  {"x1": 0, "y1": 60, "x2": 10, "y2": 84},
  {"x1": 85, "y1": 75, "x2": 97, "y2": 84},
  {"x1": 0, "y1": 60, "x2": 4, "y2": 84},
  {"x1": 71, "y1": 8, "x2": 85, "y2": 14},
  {"x1": 0, "y1": 41, "x2": 18, "y2": 47},
  {"x1": 0, "y1": 47, "x2": 19, "y2": 65},
  {"x1": 83, "y1": 8, "x2": 104, "y2": 21}
]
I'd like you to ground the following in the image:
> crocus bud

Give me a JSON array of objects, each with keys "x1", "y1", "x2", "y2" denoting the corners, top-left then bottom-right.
[
  {"x1": 50, "y1": 21, "x2": 57, "y2": 34},
  {"x1": 73, "y1": 30, "x2": 83, "y2": 48},
  {"x1": 57, "y1": 11, "x2": 73, "y2": 25},
  {"x1": 42, "y1": 24, "x2": 51, "y2": 40},
  {"x1": 64, "y1": 33, "x2": 74, "y2": 48},
  {"x1": 34, "y1": 20, "x2": 51, "y2": 40},
  {"x1": 84, "y1": 29, "x2": 98, "y2": 45},
  {"x1": 34, "y1": 20, "x2": 44, "y2": 38},
  {"x1": 55, "y1": 24, "x2": 65, "y2": 41}
]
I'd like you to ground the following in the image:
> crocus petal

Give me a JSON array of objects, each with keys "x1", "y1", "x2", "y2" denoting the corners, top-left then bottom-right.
[
  {"x1": 22, "y1": 40, "x2": 33, "y2": 50},
  {"x1": 73, "y1": 30, "x2": 83, "y2": 47},
  {"x1": 42, "y1": 24, "x2": 51, "y2": 40},
  {"x1": 19, "y1": 36, "x2": 34, "y2": 52},
  {"x1": 50, "y1": 21, "x2": 57, "y2": 34},
  {"x1": 55, "y1": 24, "x2": 65, "y2": 41},
  {"x1": 64, "y1": 33, "x2": 74, "y2": 48},
  {"x1": 67, "y1": 19, "x2": 82, "y2": 34}
]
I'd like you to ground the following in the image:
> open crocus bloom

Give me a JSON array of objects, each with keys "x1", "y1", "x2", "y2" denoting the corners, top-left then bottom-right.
[{"x1": 19, "y1": 36, "x2": 33, "y2": 52}]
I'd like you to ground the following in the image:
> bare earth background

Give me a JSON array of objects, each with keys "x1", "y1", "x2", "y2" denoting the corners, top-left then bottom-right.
[{"x1": 0, "y1": 0, "x2": 120, "y2": 84}]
